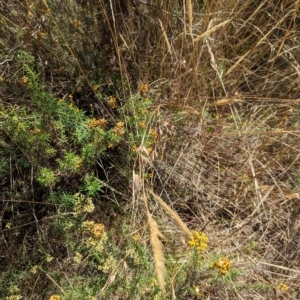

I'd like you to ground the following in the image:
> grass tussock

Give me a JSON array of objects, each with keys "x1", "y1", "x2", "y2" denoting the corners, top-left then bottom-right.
[{"x1": 1, "y1": 0, "x2": 300, "y2": 299}]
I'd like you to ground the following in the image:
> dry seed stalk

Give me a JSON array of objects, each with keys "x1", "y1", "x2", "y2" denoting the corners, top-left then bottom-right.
[
  {"x1": 148, "y1": 214, "x2": 165, "y2": 292},
  {"x1": 158, "y1": 19, "x2": 172, "y2": 57},
  {"x1": 194, "y1": 19, "x2": 231, "y2": 42},
  {"x1": 148, "y1": 190, "x2": 192, "y2": 237},
  {"x1": 186, "y1": 0, "x2": 193, "y2": 42}
]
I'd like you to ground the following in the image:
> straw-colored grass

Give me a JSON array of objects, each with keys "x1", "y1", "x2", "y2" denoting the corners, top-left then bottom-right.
[{"x1": 148, "y1": 214, "x2": 166, "y2": 293}]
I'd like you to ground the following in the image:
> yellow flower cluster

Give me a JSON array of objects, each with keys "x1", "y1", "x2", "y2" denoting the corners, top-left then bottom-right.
[
  {"x1": 113, "y1": 122, "x2": 125, "y2": 136},
  {"x1": 74, "y1": 156, "x2": 82, "y2": 168},
  {"x1": 131, "y1": 144, "x2": 138, "y2": 153},
  {"x1": 149, "y1": 129, "x2": 158, "y2": 140},
  {"x1": 108, "y1": 96, "x2": 117, "y2": 108},
  {"x1": 20, "y1": 76, "x2": 29, "y2": 86},
  {"x1": 36, "y1": 30, "x2": 46, "y2": 42},
  {"x1": 30, "y1": 265, "x2": 38, "y2": 274},
  {"x1": 98, "y1": 255, "x2": 117, "y2": 273},
  {"x1": 140, "y1": 83, "x2": 148, "y2": 96},
  {"x1": 139, "y1": 122, "x2": 146, "y2": 129},
  {"x1": 82, "y1": 220, "x2": 95, "y2": 229},
  {"x1": 147, "y1": 147, "x2": 154, "y2": 155},
  {"x1": 278, "y1": 283, "x2": 288, "y2": 291},
  {"x1": 49, "y1": 295, "x2": 60, "y2": 300},
  {"x1": 73, "y1": 251, "x2": 83, "y2": 264},
  {"x1": 188, "y1": 231, "x2": 208, "y2": 252},
  {"x1": 131, "y1": 233, "x2": 141, "y2": 242},
  {"x1": 73, "y1": 193, "x2": 95, "y2": 216},
  {"x1": 193, "y1": 285, "x2": 201, "y2": 298},
  {"x1": 89, "y1": 118, "x2": 108, "y2": 129},
  {"x1": 46, "y1": 254, "x2": 54, "y2": 262},
  {"x1": 86, "y1": 233, "x2": 107, "y2": 252},
  {"x1": 91, "y1": 223, "x2": 105, "y2": 238},
  {"x1": 30, "y1": 128, "x2": 41, "y2": 134},
  {"x1": 5, "y1": 296, "x2": 23, "y2": 300},
  {"x1": 8, "y1": 286, "x2": 21, "y2": 297},
  {"x1": 211, "y1": 257, "x2": 231, "y2": 275}
]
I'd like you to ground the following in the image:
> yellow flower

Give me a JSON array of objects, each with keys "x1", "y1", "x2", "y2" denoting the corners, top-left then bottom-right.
[
  {"x1": 82, "y1": 220, "x2": 95, "y2": 229},
  {"x1": 74, "y1": 252, "x2": 83, "y2": 264},
  {"x1": 98, "y1": 255, "x2": 117, "y2": 273},
  {"x1": 139, "y1": 122, "x2": 146, "y2": 129},
  {"x1": 193, "y1": 285, "x2": 201, "y2": 297},
  {"x1": 30, "y1": 265, "x2": 38, "y2": 274},
  {"x1": 150, "y1": 277, "x2": 158, "y2": 287},
  {"x1": 108, "y1": 96, "x2": 117, "y2": 109},
  {"x1": 20, "y1": 76, "x2": 29, "y2": 86},
  {"x1": 75, "y1": 157, "x2": 82, "y2": 168},
  {"x1": 211, "y1": 256, "x2": 231, "y2": 275},
  {"x1": 188, "y1": 231, "x2": 208, "y2": 252},
  {"x1": 46, "y1": 254, "x2": 54, "y2": 263},
  {"x1": 86, "y1": 233, "x2": 107, "y2": 252},
  {"x1": 131, "y1": 233, "x2": 141, "y2": 242},
  {"x1": 146, "y1": 147, "x2": 154, "y2": 155},
  {"x1": 5, "y1": 222, "x2": 12, "y2": 229},
  {"x1": 89, "y1": 118, "x2": 108, "y2": 129},
  {"x1": 149, "y1": 129, "x2": 158, "y2": 140},
  {"x1": 113, "y1": 122, "x2": 125, "y2": 136},
  {"x1": 91, "y1": 223, "x2": 105, "y2": 238},
  {"x1": 278, "y1": 283, "x2": 288, "y2": 291},
  {"x1": 36, "y1": 30, "x2": 46, "y2": 43},
  {"x1": 49, "y1": 295, "x2": 60, "y2": 300},
  {"x1": 140, "y1": 83, "x2": 148, "y2": 96},
  {"x1": 73, "y1": 193, "x2": 95, "y2": 216}
]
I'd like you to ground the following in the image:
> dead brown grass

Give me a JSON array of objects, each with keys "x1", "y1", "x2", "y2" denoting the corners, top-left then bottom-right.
[{"x1": 148, "y1": 214, "x2": 166, "y2": 293}]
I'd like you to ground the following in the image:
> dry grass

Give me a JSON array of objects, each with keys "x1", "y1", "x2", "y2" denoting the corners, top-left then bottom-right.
[
  {"x1": 148, "y1": 189, "x2": 192, "y2": 237},
  {"x1": 148, "y1": 214, "x2": 166, "y2": 293}
]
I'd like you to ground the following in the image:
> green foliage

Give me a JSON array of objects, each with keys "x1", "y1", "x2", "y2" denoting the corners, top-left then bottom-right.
[
  {"x1": 83, "y1": 173, "x2": 102, "y2": 196},
  {"x1": 37, "y1": 167, "x2": 57, "y2": 187}
]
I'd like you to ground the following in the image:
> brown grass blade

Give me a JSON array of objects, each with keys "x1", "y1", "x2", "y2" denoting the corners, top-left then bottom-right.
[
  {"x1": 226, "y1": 13, "x2": 288, "y2": 75},
  {"x1": 158, "y1": 19, "x2": 172, "y2": 57},
  {"x1": 148, "y1": 214, "x2": 165, "y2": 292},
  {"x1": 194, "y1": 19, "x2": 231, "y2": 42},
  {"x1": 148, "y1": 190, "x2": 192, "y2": 237},
  {"x1": 186, "y1": 0, "x2": 193, "y2": 42}
]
